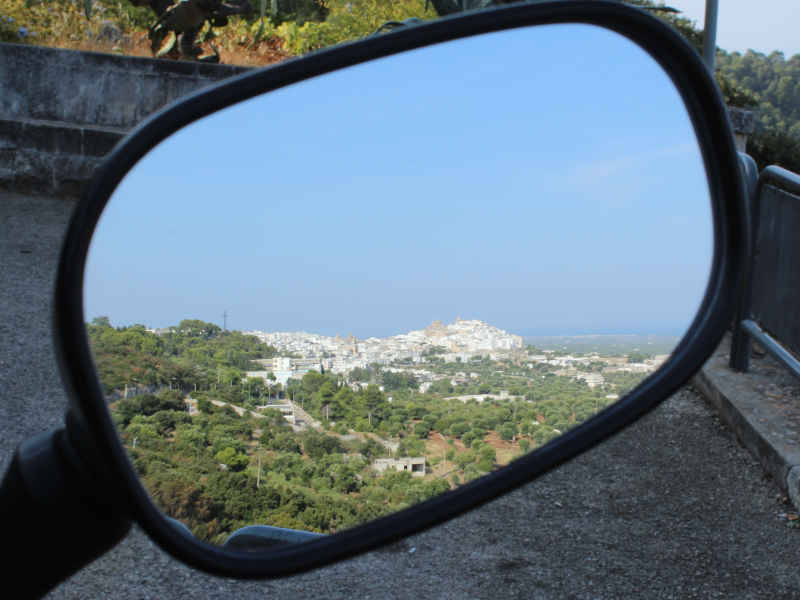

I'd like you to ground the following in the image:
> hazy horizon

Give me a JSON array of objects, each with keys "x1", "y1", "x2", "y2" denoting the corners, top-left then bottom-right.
[{"x1": 91, "y1": 312, "x2": 687, "y2": 341}]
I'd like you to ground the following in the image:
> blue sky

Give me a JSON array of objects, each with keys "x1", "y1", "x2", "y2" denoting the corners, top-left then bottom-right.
[
  {"x1": 669, "y1": 0, "x2": 800, "y2": 58},
  {"x1": 85, "y1": 23, "x2": 713, "y2": 339}
]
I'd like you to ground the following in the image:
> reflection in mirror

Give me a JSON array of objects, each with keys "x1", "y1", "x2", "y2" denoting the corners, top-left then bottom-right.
[{"x1": 84, "y1": 24, "x2": 712, "y2": 548}]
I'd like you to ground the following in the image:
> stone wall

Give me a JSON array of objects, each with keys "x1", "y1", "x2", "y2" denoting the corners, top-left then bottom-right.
[{"x1": 0, "y1": 43, "x2": 250, "y2": 197}]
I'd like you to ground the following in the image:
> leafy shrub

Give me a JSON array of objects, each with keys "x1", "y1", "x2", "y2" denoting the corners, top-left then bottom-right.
[
  {"x1": 302, "y1": 431, "x2": 345, "y2": 459},
  {"x1": 215, "y1": 447, "x2": 249, "y2": 472},
  {"x1": 448, "y1": 421, "x2": 469, "y2": 438}
]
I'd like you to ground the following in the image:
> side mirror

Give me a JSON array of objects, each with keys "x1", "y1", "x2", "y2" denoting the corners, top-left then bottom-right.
[{"x1": 45, "y1": 0, "x2": 744, "y2": 585}]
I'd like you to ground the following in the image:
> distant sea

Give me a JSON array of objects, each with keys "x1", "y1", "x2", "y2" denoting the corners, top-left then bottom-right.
[{"x1": 519, "y1": 333, "x2": 681, "y2": 355}]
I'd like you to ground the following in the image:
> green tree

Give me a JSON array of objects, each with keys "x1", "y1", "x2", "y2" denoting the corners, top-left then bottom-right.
[
  {"x1": 302, "y1": 431, "x2": 345, "y2": 459},
  {"x1": 498, "y1": 422, "x2": 515, "y2": 442},
  {"x1": 454, "y1": 450, "x2": 475, "y2": 470},
  {"x1": 214, "y1": 447, "x2": 249, "y2": 472},
  {"x1": 178, "y1": 319, "x2": 222, "y2": 339},
  {"x1": 448, "y1": 421, "x2": 469, "y2": 438},
  {"x1": 414, "y1": 422, "x2": 431, "y2": 439}
]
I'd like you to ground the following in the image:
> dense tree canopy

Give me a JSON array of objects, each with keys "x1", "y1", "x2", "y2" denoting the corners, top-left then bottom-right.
[
  {"x1": 631, "y1": 1, "x2": 800, "y2": 172},
  {"x1": 97, "y1": 317, "x2": 645, "y2": 545},
  {"x1": 715, "y1": 50, "x2": 800, "y2": 171},
  {"x1": 88, "y1": 318, "x2": 277, "y2": 395}
]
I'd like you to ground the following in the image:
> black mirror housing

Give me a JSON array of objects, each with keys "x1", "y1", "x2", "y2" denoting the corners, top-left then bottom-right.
[{"x1": 50, "y1": 0, "x2": 746, "y2": 580}]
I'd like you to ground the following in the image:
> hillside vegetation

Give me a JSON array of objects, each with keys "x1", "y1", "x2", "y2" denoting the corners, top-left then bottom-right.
[
  {"x1": 90, "y1": 319, "x2": 641, "y2": 543},
  {"x1": 0, "y1": 0, "x2": 430, "y2": 65},
  {"x1": 716, "y1": 49, "x2": 800, "y2": 171}
]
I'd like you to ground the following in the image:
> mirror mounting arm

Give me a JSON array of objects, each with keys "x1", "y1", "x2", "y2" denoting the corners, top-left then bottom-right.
[{"x1": 0, "y1": 426, "x2": 132, "y2": 598}]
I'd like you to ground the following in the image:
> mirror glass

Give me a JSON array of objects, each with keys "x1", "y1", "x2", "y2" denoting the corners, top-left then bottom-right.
[{"x1": 84, "y1": 23, "x2": 713, "y2": 548}]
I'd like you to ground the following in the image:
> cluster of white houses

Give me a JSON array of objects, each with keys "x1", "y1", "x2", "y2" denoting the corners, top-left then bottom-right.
[
  {"x1": 245, "y1": 319, "x2": 523, "y2": 380},
  {"x1": 242, "y1": 320, "x2": 665, "y2": 394}
]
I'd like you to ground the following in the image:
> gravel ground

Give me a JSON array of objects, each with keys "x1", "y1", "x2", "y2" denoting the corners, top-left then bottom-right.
[{"x1": 2, "y1": 193, "x2": 799, "y2": 599}]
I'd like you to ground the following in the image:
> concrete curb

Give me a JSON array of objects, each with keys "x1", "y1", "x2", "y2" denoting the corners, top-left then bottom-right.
[{"x1": 692, "y1": 336, "x2": 800, "y2": 510}]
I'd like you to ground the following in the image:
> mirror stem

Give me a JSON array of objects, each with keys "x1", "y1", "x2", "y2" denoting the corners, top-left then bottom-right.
[{"x1": 0, "y1": 429, "x2": 131, "y2": 598}]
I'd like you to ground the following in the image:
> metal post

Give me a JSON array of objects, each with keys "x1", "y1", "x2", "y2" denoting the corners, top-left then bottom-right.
[
  {"x1": 730, "y1": 153, "x2": 759, "y2": 372},
  {"x1": 703, "y1": 0, "x2": 718, "y2": 71}
]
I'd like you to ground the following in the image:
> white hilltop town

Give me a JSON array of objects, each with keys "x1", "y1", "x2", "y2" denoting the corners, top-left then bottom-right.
[
  {"x1": 241, "y1": 319, "x2": 667, "y2": 396},
  {"x1": 244, "y1": 319, "x2": 523, "y2": 386}
]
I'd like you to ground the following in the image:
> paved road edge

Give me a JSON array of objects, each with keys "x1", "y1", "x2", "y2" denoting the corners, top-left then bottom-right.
[{"x1": 692, "y1": 348, "x2": 800, "y2": 511}]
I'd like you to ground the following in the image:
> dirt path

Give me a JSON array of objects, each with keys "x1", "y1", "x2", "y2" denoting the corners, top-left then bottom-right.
[{"x1": 184, "y1": 396, "x2": 266, "y2": 419}]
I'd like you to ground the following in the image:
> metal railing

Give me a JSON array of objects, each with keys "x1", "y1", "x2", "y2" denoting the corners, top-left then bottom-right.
[{"x1": 730, "y1": 157, "x2": 800, "y2": 378}]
